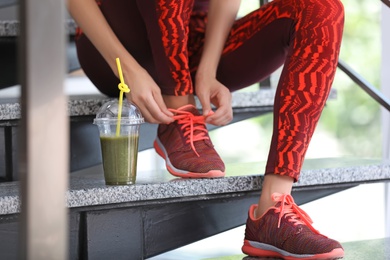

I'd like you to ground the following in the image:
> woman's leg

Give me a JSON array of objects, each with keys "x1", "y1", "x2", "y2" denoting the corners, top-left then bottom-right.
[
  {"x1": 190, "y1": 0, "x2": 345, "y2": 257},
  {"x1": 191, "y1": 0, "x2": 344, "y2": 208},
  {"x1": 189, "y1": 7, "x2": 297, "y2": 213},
  {"x1": 137, "y1": 0, "x2": 197, "y2": 109},
  {"x1": 136, "y1": 0, "x2": 226, "y2": 177}
]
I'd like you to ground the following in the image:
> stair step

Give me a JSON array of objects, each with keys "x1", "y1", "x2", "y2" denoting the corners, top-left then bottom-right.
[
  {"x1": 0, "y1": 89, "x2": 337, "y2": 178},
  {"x1": 1, "y1": 89, "x2": 338, "y2": 121},
  {"x1": 0, "y1": 158, "x2": 389, "y2": 259},
  {"x1": 1, "y1": 90, "x2": 276, "y2": 120},
  {"x1": 1, "y1": 158, "x2": 389, "y2": 216}
]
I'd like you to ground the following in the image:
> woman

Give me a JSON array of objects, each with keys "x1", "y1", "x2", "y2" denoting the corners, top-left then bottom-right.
[{"x1": 68, "y1": 0, "x2": 345, "y2": 258}]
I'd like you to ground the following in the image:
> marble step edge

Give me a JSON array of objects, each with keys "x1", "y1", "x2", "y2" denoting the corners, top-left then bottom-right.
[
  {"x1": 0, "y1": 89, "x2": 337, "y2": 121},
  {"x1": 0, "y1": 19, "x2": 77, "y2": 37},
  {"x1": 0, "y1": 161, "x2": 389, "y2": 216}
]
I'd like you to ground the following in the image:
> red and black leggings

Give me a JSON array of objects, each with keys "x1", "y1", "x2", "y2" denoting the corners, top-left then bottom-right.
[{"x1": 75, "y1": 0, "x2": 345, "y2": 181}]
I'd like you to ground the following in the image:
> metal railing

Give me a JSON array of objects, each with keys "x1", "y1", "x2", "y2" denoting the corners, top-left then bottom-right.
[
  {"x1": 338, "y1": 60, "x2": 390, "y2": 112},
  {"x1": 261, "y1": 0, "x2": 390, "y2": 113},
  {"x1": 336, "y1": 0, "x2": 390, "y2": 112}
]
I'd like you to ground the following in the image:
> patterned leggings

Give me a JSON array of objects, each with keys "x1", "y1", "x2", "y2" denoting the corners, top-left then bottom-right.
[{"x1": 75, "y1": 0, "x2": 345, "y2": 181}]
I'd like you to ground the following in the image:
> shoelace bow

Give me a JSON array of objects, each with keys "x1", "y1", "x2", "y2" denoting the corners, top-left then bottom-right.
[
  {"x1": 169, "y1": 108, "x2": 210, "y2": 157},
  {"x1": 272, "y1": 193, "x2": 320, "y2": 234}
]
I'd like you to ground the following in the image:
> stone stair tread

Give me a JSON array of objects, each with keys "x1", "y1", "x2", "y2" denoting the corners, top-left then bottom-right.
[
  {"x1": 0, "y1": 88, "x2": 337, "y2": 121},
  {"x1": 1, "y1": 158, "x2": 389, "y2": 216},
  {"x1": 2, "y1": 91, "x2": 275, "y2": 120},
  {"x1": 1, "y1": 158, "x2": 388, "y2": 259},
  {"x1": 0, "y1": 19, "x2": 77, "y2": 36}
]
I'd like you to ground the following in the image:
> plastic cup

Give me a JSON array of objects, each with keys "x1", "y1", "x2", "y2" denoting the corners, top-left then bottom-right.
[{"x1": 93, "y1": 99, "x2": 144, "y2": 185}]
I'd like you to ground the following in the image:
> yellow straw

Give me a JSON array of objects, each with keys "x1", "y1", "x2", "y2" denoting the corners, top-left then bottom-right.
[{"x1": 115, "y1": 58, "x2": 130, "y2": 136}]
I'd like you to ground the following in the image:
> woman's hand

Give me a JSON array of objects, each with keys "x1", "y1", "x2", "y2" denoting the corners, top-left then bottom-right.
[
  {"x1": 195, "y1": 73, "x2": 233, "y2": 126},
  {"x1": 123, "y1": 66, "x2": 174, "y2": 124}
]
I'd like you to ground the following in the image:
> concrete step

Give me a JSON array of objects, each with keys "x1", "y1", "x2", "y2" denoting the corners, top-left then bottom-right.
[
  {"x1": 0, "y1": 88, "x2": 337, "y2": 180},
  {"x1": 0, "y1": 158, "x2": 389, "y2": 259}
]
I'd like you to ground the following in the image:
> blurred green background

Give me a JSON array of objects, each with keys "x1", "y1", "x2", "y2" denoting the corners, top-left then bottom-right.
[{"x1": 210, "y1": 0, "x2": 383, "y2": 163}]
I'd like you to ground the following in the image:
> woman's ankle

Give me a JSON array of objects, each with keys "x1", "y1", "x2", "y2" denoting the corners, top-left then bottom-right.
[
  {"x1": 255, "y1": 174, "x2": 294, "y2": 218},
  {"x1": 163, "y1": 94, "x2": 196, "y2": 109}
]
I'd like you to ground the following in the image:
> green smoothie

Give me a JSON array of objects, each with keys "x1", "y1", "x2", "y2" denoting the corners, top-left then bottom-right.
[{"x1": 100, "y1": 134, "x2": 139, "y2": 185}]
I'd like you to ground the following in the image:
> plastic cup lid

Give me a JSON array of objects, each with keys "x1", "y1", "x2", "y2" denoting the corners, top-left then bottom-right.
[{"x1": 93, "y1": 99, "x2": 144, "y2": 125}]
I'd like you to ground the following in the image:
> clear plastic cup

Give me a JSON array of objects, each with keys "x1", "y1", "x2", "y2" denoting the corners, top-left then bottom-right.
[{"x1": 93, "y1": 100, "x2": 144, "y2": 185}]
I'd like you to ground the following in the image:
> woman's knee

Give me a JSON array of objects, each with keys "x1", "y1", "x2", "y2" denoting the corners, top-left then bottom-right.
[{"x1": 304, "y1": 0, "x2": 344, "y2": 21}]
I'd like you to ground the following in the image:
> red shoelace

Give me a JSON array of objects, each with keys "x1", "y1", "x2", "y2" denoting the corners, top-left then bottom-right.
[
  {"x1": 272, "y1": 193, "x2": 320, "y2": 234},
  {"x1": 169, "y1": 108, "x2": 210, "y2": 157}
]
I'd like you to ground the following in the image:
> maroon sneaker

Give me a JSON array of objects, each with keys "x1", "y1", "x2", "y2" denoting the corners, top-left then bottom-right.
[
  {"x1": 154, "y1": 104, "x2": 225, "y2": 178},
  {"x1": 242, "y1": 193, "x2": 344, "y2": 259}
]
